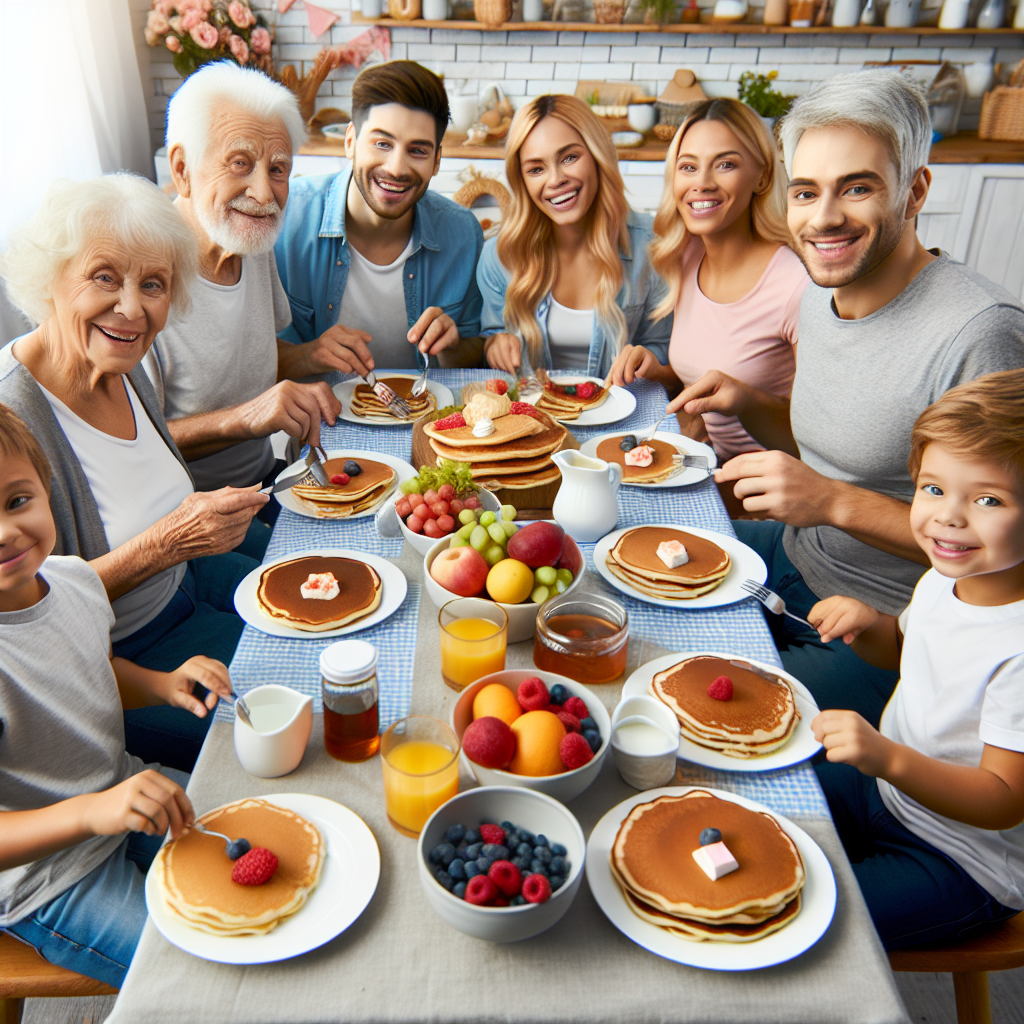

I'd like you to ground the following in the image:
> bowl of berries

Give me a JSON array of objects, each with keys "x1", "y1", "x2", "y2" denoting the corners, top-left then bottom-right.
[
  {"x1": 451, "y1": 669, "x2": 610, "y2": 803},
  {"x1": 418, "y1": 786, "x2": 585, "y2": 941}
]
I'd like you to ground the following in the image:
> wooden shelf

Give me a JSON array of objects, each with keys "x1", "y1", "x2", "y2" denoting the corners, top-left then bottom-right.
[{"x1": 353, "y1": 14, "x2": 1023, "y2": 32}]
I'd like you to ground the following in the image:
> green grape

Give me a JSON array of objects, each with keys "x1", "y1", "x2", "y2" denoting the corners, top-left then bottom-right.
[
  {"x1": 535, "y1": 565, "x2": 557, "y2": 587},
  {"x1": 470, "y1": 525, "x2": 489, "y2": 551},
  {"x1": 479, "y1": 511, "x2": 497, "y2": 527},
  {"x1": 400, "y1": 479, "x2": 422, "y2": 495},
  {"x1": 554, "y1": 579, "x2": 567, "y2": 594},
  {"x1": 530, "y1": 585, "x2": 550, "y2": 604},
  {"x1": 448, "y1": 535, "x2": 469, "y2": 549},
  {"x1": 458, "y1": 509, "x2": 477, "y2": 526},
  {"x1": 555, "y1": 568, "x2": 573, "y2": 585},
  {"x1": 500, "y1": 504, "x2": 517, "y2": 521},
  {"x1": 500, "y1": 520, "x2": 518, "y2": 538},
  {"x1": 487, "y1": 523, "x2": 507, "y2": 545},
  {"x1": 483, "y1": 544, "x2": 505, "y2": 566},
  {"x1": 457, "y1": 523, "x2": 476, "y2": 540}
]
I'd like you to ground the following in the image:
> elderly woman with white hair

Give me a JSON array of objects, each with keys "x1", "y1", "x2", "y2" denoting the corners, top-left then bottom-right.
[{"x1": 0, "y1": 172, "x2": 268, "y2": 771}]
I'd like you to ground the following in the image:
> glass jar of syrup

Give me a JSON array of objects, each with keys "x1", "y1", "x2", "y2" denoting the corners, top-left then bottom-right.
[
  {"x1": 321, "y1": 640, "x2": 380, "y2": 762},
  {"x1": 534, "y1": 593, "x2": 629, "y2": 684}
]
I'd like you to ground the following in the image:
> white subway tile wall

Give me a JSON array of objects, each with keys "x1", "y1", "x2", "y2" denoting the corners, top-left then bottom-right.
[{"x1": 132, "y1": 0, "x2": 1020, "y2": 153}]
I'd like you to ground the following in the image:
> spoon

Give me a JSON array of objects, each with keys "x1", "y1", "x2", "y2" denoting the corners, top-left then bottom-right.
[
  {"x1": 231, "y1": 690, "x2": 254, "y2": 729},
  {"x1": 191, "y1": 822, "x2": 251, "y2": 859}
]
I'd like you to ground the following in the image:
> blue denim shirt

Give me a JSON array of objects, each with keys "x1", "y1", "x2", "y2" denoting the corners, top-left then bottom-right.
[
  {"x1": 476, "y1": 209, "x2": 672, "y2": 378},
  {"x1": 274, "y1": 171, "x2": 484, "y2": 348}
]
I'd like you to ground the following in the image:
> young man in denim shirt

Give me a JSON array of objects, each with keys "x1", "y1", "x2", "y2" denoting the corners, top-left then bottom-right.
[{"x1": 275, "y1": 61, "x2": 483, "y2": 377}]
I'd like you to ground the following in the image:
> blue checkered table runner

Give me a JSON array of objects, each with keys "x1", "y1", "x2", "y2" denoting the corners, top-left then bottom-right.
[{"x1": 224, "y1": 370, "x2": 829, "y2": 818}]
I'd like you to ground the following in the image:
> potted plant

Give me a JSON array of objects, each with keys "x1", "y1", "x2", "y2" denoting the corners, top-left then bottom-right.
[
  {"x1": 628, "y1": 0, "x2": 678, "y2": 22},
  {"x1": 737, "y1": 70, "x2": 796, "y2": 130}
]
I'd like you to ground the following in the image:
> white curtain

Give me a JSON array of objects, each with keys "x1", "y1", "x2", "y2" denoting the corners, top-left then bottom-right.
[{"x1": 0, "y1": 0, "x2": 153, "y2": 342}]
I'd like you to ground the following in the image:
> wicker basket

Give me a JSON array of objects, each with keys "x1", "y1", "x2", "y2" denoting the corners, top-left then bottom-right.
[
  {"x1": 655, "y1": 99, "x2": 705, "y2": 128},
  {"x1": 594, "y1": 0, "x2": 625, "y2": 21},
  {"x1": 389, "y1": 0, "x2": 422, "y2": 18},
  {"x1": 474, "y1": 0, "x2": 511, "y2": 24},
  {"x1": 979, "y1": 86, "x2": 1024, "y2": 142}
]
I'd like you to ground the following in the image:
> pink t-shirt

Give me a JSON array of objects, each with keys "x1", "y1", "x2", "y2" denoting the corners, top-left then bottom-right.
[{"x1": 668, "y1": 240, "x2": 809, "y2": 459}]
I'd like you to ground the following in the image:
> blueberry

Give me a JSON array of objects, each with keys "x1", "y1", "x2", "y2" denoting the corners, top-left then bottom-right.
[
  {"x1": 476, "y1": 856, "x2": 493, "y2": 873},
  {"x1": 436, "y1": 871, "x2": 455, "y2": 891},
  {"x1": 563, "y1": 385, "x2": 577, "y2": 395},
  {"x1": 549, "y1": 855, "x2": 567, "y2": 875},
  {"x1": 464, "y1": 842, "x2": 482, "y2": 860},
  {"x1": 464, "y1": 828, "x2": 481, "y2": 844},
  {"x1": 519, "y1": 830, "x2": 536, "y2": 846},
  {"x1": 579, "y1": 717, "x2": 597, "y2": 733},
  {"x1": 438, "y1": 843, "x2": 457, "y2": 866},
  {"x1": 429, "y1": 844, "x2": 446, "y2": 865},
  {"x1": 533, "y1": 845, "x2": 552, "y2": 864},
  {"x1": 453, "y1": 881, "x2": 467, "y2": 899},
  {"x1": 516, "y1": 842, "x2": 533, "y2": 858},
  {"x1": 583, "y1": 729, "x2": 601, "y2": 753},
  {"x1": 482, "y1": 843, "x2": 509, "y2": 860},
  {"x1": 464, "y1": 861, "x2": 482, "y2": 879},
  {"x1": 445, "y1": 823, "x2": 466, "y2": 844},
  {"x1": 535, "y1": 834, "x2": 549, "y2": 848},
  {"x1": 501, "y1": 820, "x2": 515, "y2": 833},
  {"x1": 619, "y1": 434, "x2": 637, "y2": 451},
  {"x1": 448, "y1": 858, "x2": 466, "y2": 880},
  {"x1": 506, "y1": 830, "x2": 522, "y2": 847},
  {"x1": 699, "y1": 827, "x2": 722, "y2": 847},
  {"x1": 512, "y1": 855, "x2": 530, "y2": 871},
  {"x1": 511, "y1": 894, "x2": 527, "y2": 906},
  {"x1": 225, "y1": 837, "x2": 251, "y2": 860},
  {"x1": 530, "y1": 859, "x2": 550, "y2": 877},
  {"x1": 343, "y1": 460, "x2": 362, "y2": 476},
  {"x1": 493, "y1": 845, "x2": 510, "y2": 861},
  {"x1": 549, "y1": 874, "x2": 566, "y2": 890},
  {"x1": 550, "y1": 843, "x2": 567, "y2": 857},
  {"x1": 456, "y1": 841, "x2": 469, "y2": 859},
  {"x1": 549, "y1": 684, "x2": 569, "y2": 705}
]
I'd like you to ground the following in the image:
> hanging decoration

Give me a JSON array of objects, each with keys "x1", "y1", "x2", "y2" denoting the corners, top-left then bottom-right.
[{"x1": 277, "y1": 0, "x2": 341, "y2": 37}]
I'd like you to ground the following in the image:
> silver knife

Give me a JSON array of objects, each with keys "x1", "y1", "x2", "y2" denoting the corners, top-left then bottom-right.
[{"x1": 260, "y1": 467, "x2": 312, "y2": 495}]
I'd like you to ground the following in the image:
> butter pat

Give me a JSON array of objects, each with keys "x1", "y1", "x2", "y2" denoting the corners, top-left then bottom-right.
[
  {"x1": 624, "y1": 445, "x2": 654, "y2": 468},
  {"x1": 692, "y1": 841, "x2": 739, "y2": 881},
  {"x1": 301, "y1": 572, "x2": 339, "y2": 601},
  {"x1": 472, "y1": 416, "x2": 495, "y2": 438},
  {"x1": 657, "y1": 540, "x2": 689, "y2": 569}
]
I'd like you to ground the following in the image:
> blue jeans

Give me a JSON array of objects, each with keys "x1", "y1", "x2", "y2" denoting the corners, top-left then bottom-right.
[
  {"x1": 816, "y1": 761, "x2": 1019, "y2": 950},
  {"x1": 114, "y1": 552, "x2": 257, "y2": 771},
  {"x1": 732, "y1": 520, "x2": 899, "y2": 728},
  {"x1": 3, "y1": 767, "x2": 189, "y2": 988}
]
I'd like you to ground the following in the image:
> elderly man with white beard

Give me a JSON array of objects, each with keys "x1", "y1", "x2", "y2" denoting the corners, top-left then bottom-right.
[{"x1": 144, "y1": 61, "x2": 340, "y2": 557}]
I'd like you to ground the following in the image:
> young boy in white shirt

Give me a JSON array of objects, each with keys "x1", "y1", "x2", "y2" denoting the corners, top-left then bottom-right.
[
  {"x1": 0, "y1": 404, "x2": 233, "y2": 985},
  {"x1": 809, "y1": 369, "x2": 1024, "y2": 950}
]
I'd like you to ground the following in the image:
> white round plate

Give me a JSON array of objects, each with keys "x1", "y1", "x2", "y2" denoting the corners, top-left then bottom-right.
[
  {"x1": 334, "y1": 375, "x2": 455, "y2": 426},
  {"x1": 145, "y1": 793, "x2": 380, "y2": 965},
  {"x1": 586, "y1": 785, "x2": 836, "y2": 971},
  {"x1": 580, "y1": 431, "x2": 718, "y2": 488},
  {"x1": 521, "y1": 375, "x2": 636, "y2": 426},
  {"x1": 621, "y1": 651, "x2": 821, "y2": 771},
  {"x1": 593, "y1": 524, "x2": 767, "y2": 610},
  {"x1": 275, "y1": 449, "x2": 416, "y2": 521},
  {"x1": 234, "y1": 547, "x2": 408, "y2": 639}
]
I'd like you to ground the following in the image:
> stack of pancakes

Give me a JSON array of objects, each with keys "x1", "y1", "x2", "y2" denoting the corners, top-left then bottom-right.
[
  {"x1": 534, "y1": 380, "x2": 609, "y2": 421},
  {"x1": 423, "y1": 407, "x2": 571, "y2": 490},
  {"x1": 350, "y1": 377, "x2": 435, "y2": 422},
  {"x1": 611, "y1": 791, "x2": 805, "y2": 943},
  {"x1": 291, "y1": 457, "x2": 396, "y2": 519},
  {"x1": 154, "y1": 798, "x2": 325, "y2": 936},
  {"x1": 605, "y1": 527, "x2": 730, "y2": 599},
  {"x1": 596, "y1": 435, "x2": 682, "y2": 484},
  {"x1": 651, "y1": 655, "x2": 800, "y2": 758},
  {"x1": 258, "y1": 555, "x2": 382, "y2": 632}
]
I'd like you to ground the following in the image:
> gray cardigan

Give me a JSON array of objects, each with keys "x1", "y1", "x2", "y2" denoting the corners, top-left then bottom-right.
[{"x1": 0, "y1": 343, "x2": 193, "y2": 560}]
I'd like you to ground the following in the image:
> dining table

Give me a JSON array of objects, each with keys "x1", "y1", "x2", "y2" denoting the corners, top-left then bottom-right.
[{"x1": 105, "y1": 370, "x2": 910, "y2": 1024}]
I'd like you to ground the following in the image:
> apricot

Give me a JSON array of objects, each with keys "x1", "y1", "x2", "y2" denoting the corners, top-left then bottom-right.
[
  {"x1": 509, "y1": 711, "x2": 566, "y2": 777},
  {"x1": 472, "y1": 683, "x2": 522, "y2": 726}
]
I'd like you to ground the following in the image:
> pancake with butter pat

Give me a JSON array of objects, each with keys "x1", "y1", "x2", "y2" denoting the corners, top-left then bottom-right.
[
  {"x1": 154, "y1": 798, "x2": 324, "y2": 936},
  {"x1": 605, "y1": 527, "x2": 730, "y2": 599},
  {"x1": 596, "y1": 436, "x2": 681, "y2": 484},
  {"x1": 651, "y1": 655, "x2": 799, "y2": 758},
  {"x1": 258, "y1": 555, "x2": 381, "y2": 631}
]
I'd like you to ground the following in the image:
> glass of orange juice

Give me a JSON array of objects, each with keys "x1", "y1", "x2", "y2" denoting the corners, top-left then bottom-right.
[
  {"x1": 438, "y1": 598, "x2": 508, "y2": 692},
  {"x1": 380, "y1": 716, "x2": 460, "y2": 837}
]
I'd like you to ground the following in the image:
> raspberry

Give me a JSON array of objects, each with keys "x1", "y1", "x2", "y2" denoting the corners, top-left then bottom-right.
[
  {"x1": 433, "y1": 413, "x2": 466, "y2": 431},
  {"x1": 485, "y1": 378, "x2": 509, "y2": 395},
  {"x1": 559, "y1": 731, "x2": 594, "y2": 770},
  {"x1": 517, "y1": 676, "x2": 550, "y2": 712},
  {"x1": 562, "y1": 695, "x2": 589, "y2": 720},
  {"x1": 479, "y1": 824, "x2": 506, "y2": 846},
  {"x1": 465, "y1": 874, "x2": 498, "y2": 905},
  {"x1": 488, "y1": 859, "x2": 523, "y2": 897},
  {"x1": 231, "y1": 846, "x2": 278, "y2": 885},
  {"x1": 509, "y1": 402, "x2": 536, "y2": 417},
  {"x1": 707, "y1": 675, "x2": 734, "y2": 701},
  {"x1": 555, "y1": 710, "x2": 581, "y2": 734},
  {"x1": 576, "y1": 382, "x2": 598, "y2": 399},
  {"x1": 522, "y1": 873, "x2": 552, "y2": 904},
  {"x1": 330, "y1": 473, "x2": 350, "y2": 486}
]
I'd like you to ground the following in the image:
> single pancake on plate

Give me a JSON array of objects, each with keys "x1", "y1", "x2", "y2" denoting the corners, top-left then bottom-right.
[
  {"x1": 605, "y1": 526, "x2": 730, "y2": 600},
  {"x1": 258, "y1": 555, "x2": 382, "y2": 631},
  {"x1": 595, "y1": 436, "x2": 682, "y2": 484}
]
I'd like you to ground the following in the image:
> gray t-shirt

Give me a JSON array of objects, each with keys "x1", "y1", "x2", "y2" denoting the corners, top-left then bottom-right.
[
  {"x1": 0, "y1": 556, "x2": 144, "y2": 925},
  {"x1": 143, "y1": 251, "x2": 292, "y2": 491},
  {"x1": 785, "y1": 255, "x2": 1024, "y2": 615}
]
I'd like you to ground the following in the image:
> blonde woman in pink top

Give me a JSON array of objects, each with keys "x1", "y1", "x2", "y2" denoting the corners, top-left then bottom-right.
[{"x1": 607, "y1": 98, "x2": 809, "y2": 460}]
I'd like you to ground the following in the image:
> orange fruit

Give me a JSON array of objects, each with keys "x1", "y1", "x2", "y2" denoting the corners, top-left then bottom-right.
[
  {"x1": 509, "y1": 711, "x2": 566, "y2": 777},
  {"x1": 472, "y1": 683, "x2": 522, "y2": 726}
]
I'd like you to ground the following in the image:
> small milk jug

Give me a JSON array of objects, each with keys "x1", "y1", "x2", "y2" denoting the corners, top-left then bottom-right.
[
  {"x1": 234, "y1": 684, "x2": 314, "y2": 778},
  {"x1": 551, "y1": 450, "x2": 622, "y2": 543}
]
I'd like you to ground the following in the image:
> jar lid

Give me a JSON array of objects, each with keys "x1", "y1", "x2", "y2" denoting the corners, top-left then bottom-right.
[{"x1": 320, "y1": 640, "x2": 378, "y2": 684}]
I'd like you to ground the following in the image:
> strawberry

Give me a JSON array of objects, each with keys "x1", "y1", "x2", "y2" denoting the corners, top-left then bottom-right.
[
  {"x1": 231, "y1": 846, "x2": 278, "y2": 885},
  {"x1": 485, "y1": 378, "x2": 508, "y2": 395},
  {"x1": 576, "y1": 382, "x2": 598, "y2": 400},
  {"x1": 330, "y1": 473, "x2": 350, "y2": 486},
  {"x1": 707, "y1": 675, "x2": 734, "y2": 701},
  {"x1": 509, "y1": 401, "x2": 537, "y2": 417},
  {"x1": 432, "y1": 413, "x2": 466, "y2": 431}
]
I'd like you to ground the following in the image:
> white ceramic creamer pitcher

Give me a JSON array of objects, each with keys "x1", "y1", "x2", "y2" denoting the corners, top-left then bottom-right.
[
  {"x1": 234, "y1": 684, "x2": 314, "y2": 778},
  {"x1": 551, "y1": 450, "x2": 622, "y2": 543}
]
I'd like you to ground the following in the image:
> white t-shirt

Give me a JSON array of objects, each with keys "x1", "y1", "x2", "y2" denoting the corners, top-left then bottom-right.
[
  {"x1": 879, "y1": 568, "x2": 1024, "y2": 909},
  {"x1": 39, "y1": 379, "x2": 192, "y2": 642},
  {"x1": 144, "y1": 251, "x2": 291, "y2": 490},
  {"x1": 546, "y1": 296, "x2": 594, "y2": 369},
  {"x1": 336, "y1": 237, "x2": 417, "y2": 369}
]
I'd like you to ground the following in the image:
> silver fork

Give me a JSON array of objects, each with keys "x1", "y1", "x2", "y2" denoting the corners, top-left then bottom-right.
[
  {"x1": 364, "y1": 371, "x2": 412, "y2": 418},
  {"x1": 411, "y1": 347, "x2": 429, "y2": 398},
  {"x1": 305, "y1": 444, "x2": 331, "y2": 487},
  {"x1": 741, "y1": 579, "x2": 816, "y2": 632},
  {"x1": 642, "y1": 413, "x2": 673, "y2": 443}
]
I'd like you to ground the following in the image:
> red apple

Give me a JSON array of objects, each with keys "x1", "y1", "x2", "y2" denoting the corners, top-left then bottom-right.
[
  {"x1": 556, "y1": 533, "x2": 582, "y2": 575},
  {"x1": 430, "y1": 545, "x2": 489, "y2": 597},
  {"x1": 463, "y1": 716, "x2": 515, "y2": 769},
  {"x1": 507, "y1": 521, "x2": 565, "y2": 568}
]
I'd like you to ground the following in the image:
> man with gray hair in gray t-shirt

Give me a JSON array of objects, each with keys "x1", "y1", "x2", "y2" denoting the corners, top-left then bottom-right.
[{"x1": 666, "y1": 69, "x2": 1024, "y2": 726}]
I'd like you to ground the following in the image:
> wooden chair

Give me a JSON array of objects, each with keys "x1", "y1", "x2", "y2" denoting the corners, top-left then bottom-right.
[
  {"x1": 0, "y1": 933, "x2": 117, "y2": 1024},
  {"x1": 888, "y1": 911, "x2": 1024, "y2": 1024}
]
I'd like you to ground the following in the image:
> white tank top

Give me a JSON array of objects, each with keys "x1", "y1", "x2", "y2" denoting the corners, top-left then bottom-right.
[{"x1": 546, "y1": 296, "x2": 595, "y2": 369}]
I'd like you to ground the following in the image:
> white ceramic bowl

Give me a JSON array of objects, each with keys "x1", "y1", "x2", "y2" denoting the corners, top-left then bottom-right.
[
  {"x1": 627, "y1": 103, "x2": 656, "y2": 133},
  {"x1": 423, "y1": 532, "x2": 585, "y2": 644},
  {"x1": 452, "y1": 669, "x2": 610, "y2": 803},
  {"x1": 392, "y1": 486, "x2": 500, "y2": 556},
  {"x1": 418, "y1": 786, "x2": 585, "y2": 941}
]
